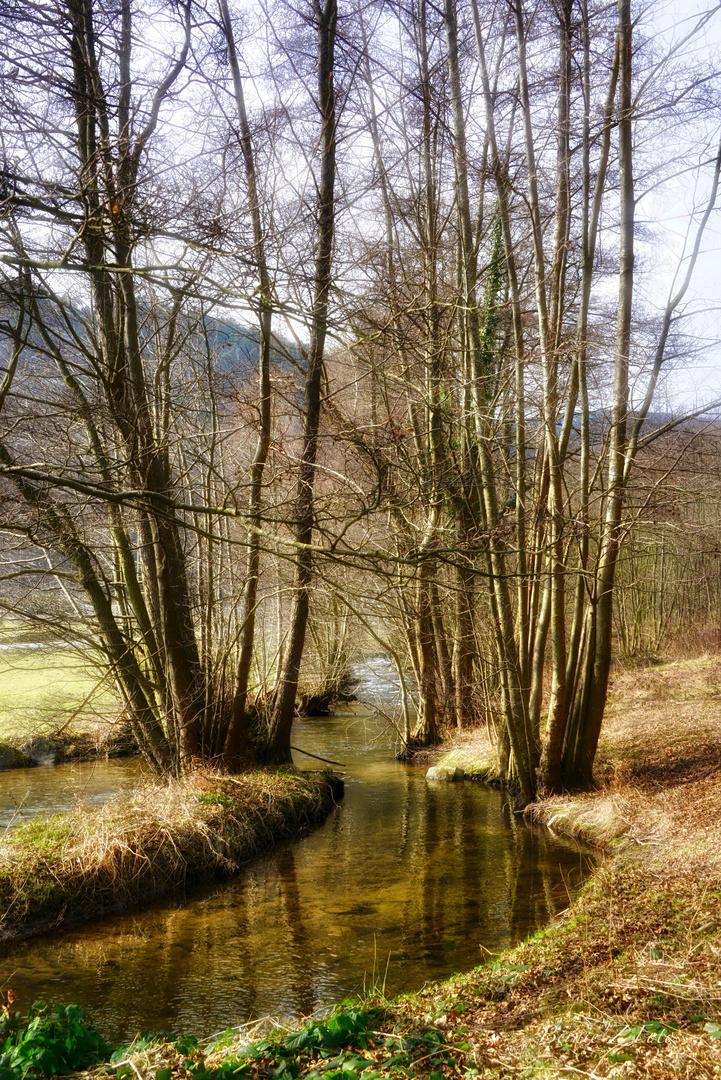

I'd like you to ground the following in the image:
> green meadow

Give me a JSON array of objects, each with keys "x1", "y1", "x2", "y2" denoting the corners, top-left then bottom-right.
[{"x1": 0, "y1": 646, "x2": 117, "y2": 740}]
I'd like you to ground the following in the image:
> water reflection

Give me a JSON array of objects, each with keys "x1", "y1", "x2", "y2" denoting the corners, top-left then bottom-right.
[{"x1": 1, "y1": 711, "x2": 592, "y2": 1043}]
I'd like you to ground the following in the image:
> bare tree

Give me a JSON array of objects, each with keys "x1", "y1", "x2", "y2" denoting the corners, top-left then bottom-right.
[
  {"x1": 267, "y1": 0, "x2": 339, "y2": 761},
  {"x1": 0, "y1": 0, "x2": 718, "y2": 797},
  {"x1": 341, "y1": 0, "x2": 721, "y2": 801}
]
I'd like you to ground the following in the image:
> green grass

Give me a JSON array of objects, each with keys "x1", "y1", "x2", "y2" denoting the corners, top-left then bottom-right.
[
  {"x1": 0, "y1": 647, "x2": 117, "y2": 739},
  {"x1": 15, "y1": 816, "x2": 75, "y2": 854}
]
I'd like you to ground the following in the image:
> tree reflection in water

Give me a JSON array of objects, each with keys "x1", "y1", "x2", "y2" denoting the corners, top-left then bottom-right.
[{"x1": 1, "y1": 711, "x2": 593, "y2": 1042}]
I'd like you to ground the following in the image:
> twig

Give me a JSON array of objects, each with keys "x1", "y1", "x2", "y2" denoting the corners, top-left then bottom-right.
[{"x1": 290, "y1": 745, "x2": 346, "y2": 767}]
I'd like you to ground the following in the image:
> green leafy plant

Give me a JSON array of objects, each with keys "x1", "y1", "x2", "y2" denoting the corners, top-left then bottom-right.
[
  {"x1": 611, "y1": 1019, "x2": 678, "y2": 1050},
  {"x1": 283, "y1": 1009, "x2": 378, "y2": 1055},
  {"x1": 0, "y1": 1001, "x2": 109, "y2": 1079},
  {"x1": 110, "y1": 1030, "x2": 177, "y2": 1064}
]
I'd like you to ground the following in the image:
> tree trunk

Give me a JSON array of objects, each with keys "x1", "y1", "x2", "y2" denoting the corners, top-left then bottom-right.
[
  {"x1": 563, "y1": 0, "x2": 634, "y2": 784},
  {"x1": 267, "y1": 0, "x2": 337, "y2": 761},
  {"x1": 218, "y1": 0, "x2": 274, "y2": 766}
]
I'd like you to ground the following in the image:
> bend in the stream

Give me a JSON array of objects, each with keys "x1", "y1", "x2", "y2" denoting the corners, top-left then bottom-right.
[{"x1": 1, "y1": 699, "x2": 594, "y2": 1043}]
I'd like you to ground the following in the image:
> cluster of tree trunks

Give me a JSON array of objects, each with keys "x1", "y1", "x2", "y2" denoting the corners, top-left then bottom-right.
[{"x1": 0, "y1": 0, "x2": 717, "y2": 802}]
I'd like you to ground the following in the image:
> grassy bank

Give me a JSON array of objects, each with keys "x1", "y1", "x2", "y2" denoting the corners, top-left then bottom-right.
[
  {"x1": 0, "y1": 768, "x2": 342, "y2": 941},
  {"x1": 0, "y1": 646, "x2": 117, "y2": 738},
  {"x1": 51, "y1": 656, "x2": 719, "y2": 1080},
  {"x1": 0, "y1": 643, "x2": 125, "y2": 768}
]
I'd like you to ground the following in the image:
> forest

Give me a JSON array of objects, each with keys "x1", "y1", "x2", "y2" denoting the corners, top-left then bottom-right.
[
  {"x1": 2, "y1": 0, "x2": 721, "y2": 1076},
  {"x1": 0, "y1": 0, "x2": 719, "y2": 804}
]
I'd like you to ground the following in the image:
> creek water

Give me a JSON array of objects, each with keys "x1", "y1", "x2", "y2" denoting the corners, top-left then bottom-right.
[
  {"x1": 0, "y1": 663, "x2": 593, "y2": 1044},
  {"x1": 0, "y1": 758, "x2": 147, "y2": 827}
]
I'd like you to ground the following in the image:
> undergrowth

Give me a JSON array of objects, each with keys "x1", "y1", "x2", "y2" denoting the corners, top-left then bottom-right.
[
  {"x1": 1, "y1": 998, "x2": 449, "y2": 1080},
  {"x1": 99, "y1": 1005, "x2": 450, "y2": 1080},
  {"x1": 0, "y1": 996, "x2": 109, "y2": 1080}
]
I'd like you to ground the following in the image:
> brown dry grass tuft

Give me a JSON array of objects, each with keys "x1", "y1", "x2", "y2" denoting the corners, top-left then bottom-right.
[{"x1": 0, "y1": 768, "x2": 340, "y2": 941}]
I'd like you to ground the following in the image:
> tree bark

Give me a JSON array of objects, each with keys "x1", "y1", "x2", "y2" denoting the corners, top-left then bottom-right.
[{"x1": 218, "y1": 0, "x2": 274, "y2": 765}]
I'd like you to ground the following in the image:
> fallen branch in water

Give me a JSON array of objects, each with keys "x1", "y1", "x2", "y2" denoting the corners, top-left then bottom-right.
[{"x1": 290, "y1": 744, "x2": 346, "y2": 767}]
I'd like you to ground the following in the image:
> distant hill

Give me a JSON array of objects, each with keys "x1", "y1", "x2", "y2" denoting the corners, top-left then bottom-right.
[
  {"x1": 0, "y1": 301, "x2": 304, "y2": 383},
  {"x1": 203, "y1": 316, "x2": 304, "y2": 378}
]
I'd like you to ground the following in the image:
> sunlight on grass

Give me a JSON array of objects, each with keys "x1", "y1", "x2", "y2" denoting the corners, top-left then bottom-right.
[{"x1": 0, "y1": 648, "x2": 117, "y2": 739}]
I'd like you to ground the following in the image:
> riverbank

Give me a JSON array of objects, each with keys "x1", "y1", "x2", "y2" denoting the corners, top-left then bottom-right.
[
  {"x1": 0, "y1": 724, "x2": 135, "y2": 770},
  {"x1": 395, "y1": 658, "x2": 721, "y2": 1076},
  {"x1": 0, "y1": 768, "x2": 342, "y2": 941},
  {"x1": 73, "y1": 656, "x2": 721, "y2": 1079}
]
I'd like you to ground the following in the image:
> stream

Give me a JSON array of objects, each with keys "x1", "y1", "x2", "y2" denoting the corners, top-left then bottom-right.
[{"x1": 0, "y1": 662, "x2": 593, "y2": 1044}]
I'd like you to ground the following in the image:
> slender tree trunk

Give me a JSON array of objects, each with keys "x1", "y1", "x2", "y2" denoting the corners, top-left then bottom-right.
[
  {"x1": 563, "y1": 15, "x2": 617, "y2": 725},
  {"x1": 267, "y1": 0, "x2": 337, "y2": 761},
  {"x1": 446, "y1": 0, "x2": 534, "y2": 804},
  {"x1": 67, "y1": 0, "x2": 203, "y2": 771},
  {"x1": 564, "y1": 0, "x2": 634, "y2": 784},
  {"x1": 430, "y1": 580, "x2": 453, "y2": 719},
  {"x1": 452, "y1": 558, "x2": 475, "y2": 731},
  {"x1": 411, "y1": 566, "x2": 439, "y2": 745},
  {"x1": 218, "y1": 0, "x2": 274, "y2": 765},
  {"x1": 534, "y1": 0, "x2": 572, "y2": 795}
]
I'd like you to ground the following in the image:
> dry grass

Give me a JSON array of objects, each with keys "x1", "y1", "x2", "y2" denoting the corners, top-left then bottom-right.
[
  {"x1": 0, "y1": 768, "x2": 340, "y2": 941},
  {"x1": 526, "y1": 792, "x2": 644, "y2": 849},
  {"x1": 0, "y1": 722, "x2": 136, "y2": 770}
]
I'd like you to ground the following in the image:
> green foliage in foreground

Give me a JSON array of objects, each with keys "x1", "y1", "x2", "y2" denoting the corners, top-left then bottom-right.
[
  {"x1": 0, "y1": 1001, "x2": 457, "y2": 1080},
  {"x1": 162, "y1": 1007, "x2": 452, "y2": 1080},
  {"x1": 0, "y1": 1002, "x2": 109, "y2": 1080},
  {"x1": 235, "y1": 1008, "x2": 390, "y2": 1078}
]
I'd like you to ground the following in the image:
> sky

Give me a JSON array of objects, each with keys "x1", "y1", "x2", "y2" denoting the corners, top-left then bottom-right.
[{"x1": 639, "y1": 0, "x2": 721, "y2": 410}]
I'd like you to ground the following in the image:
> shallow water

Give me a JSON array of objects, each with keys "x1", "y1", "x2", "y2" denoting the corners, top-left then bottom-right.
[
  {"x1": 0, "y1": 757, "x2": 147, "y2": 829},
  {"x1": 0, "y1": 696, "x2": 593, "y2": 1043}
]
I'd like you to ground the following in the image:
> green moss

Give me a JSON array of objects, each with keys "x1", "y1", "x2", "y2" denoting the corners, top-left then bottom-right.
[
  {"x1": 433, "y1": 747, "x2": 500, "y2": 781},
  {"x1": 196, "y1": 792, "x2": 235, "y2": 809},
  {"x1": 0, "y1": 743, "x2": 31, "y2": 769}
]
